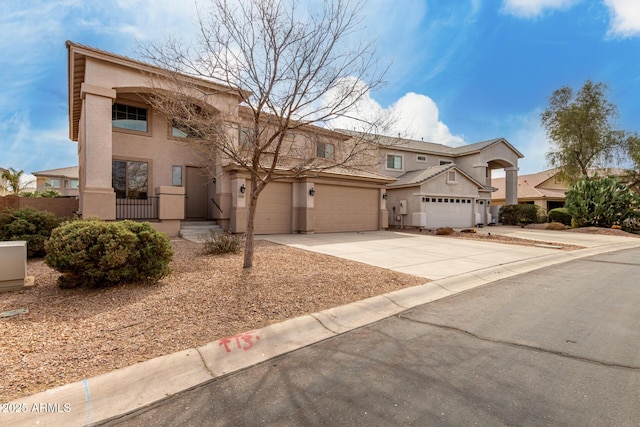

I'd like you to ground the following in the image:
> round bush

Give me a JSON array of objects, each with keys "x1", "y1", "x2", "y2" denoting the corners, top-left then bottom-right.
[
  {"x1": 0, "y1": 207, "x2": 62, "y2": 258},
  {"x1": 45, "y1": 220, "x2": 173, "y2": 288},
  {"x1": 548, "y1": 208, "x2": 572, "y2": 226}
]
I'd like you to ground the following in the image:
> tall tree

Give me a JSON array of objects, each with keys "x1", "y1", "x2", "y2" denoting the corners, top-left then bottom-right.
[
  {"x1": 541, "y1": 80, "x2": 630, "y2": 183},
  {"x1": 1, "y1": 167, "x2": 31, "y2": 195},
  {"x1": 143, "y1": 0, "x2": 393, "y2": 268}
]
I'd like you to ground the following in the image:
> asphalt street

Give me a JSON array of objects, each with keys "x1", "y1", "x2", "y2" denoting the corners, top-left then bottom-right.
[{"x1": 104, "y1": 248, "x2": 640, "y2": 427}]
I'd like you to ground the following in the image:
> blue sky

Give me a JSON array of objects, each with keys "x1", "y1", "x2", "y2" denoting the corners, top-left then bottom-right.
[{"x1": 2, "y1": 0, "x2": 639, "y2": 183}]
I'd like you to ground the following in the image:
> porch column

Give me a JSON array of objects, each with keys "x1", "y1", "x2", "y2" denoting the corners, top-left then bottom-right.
[
  {"x1": 292, "y1": 181, "x2": 315, "y2": 233},
  {"x1": 79, "y1": 83, "x2": 116, "y2": 220},
  {"x1": 505, "y1": 166, "x2": 518, "y2": 205}
]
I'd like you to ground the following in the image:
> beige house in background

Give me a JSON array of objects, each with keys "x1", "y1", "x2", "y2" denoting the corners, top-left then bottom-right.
[
  {"x1": 361, "y1": 134, "x2": 523, "y2": 228},
  {"x1": 67, "y1": 41, "x2": 522, "y2": 236},
  {"x1": 492, "y1": 167, "x2": 630, "y2": 215},
  {"x1": 32, "y1": 166, "x2": 79, "y2": 197},
  {"x1": 492, "y1": 169, "x2": 567, "y2": 214}
]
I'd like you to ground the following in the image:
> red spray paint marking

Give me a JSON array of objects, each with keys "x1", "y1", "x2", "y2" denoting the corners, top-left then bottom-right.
[{"x1": 219, "y1": 331, "x2": 261, "y2": 353}]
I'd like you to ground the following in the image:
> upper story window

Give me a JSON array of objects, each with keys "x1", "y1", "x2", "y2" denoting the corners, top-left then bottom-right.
[
  {"x1": 44, "y1": 179, "x2": 61, "y2": 188},
  {"x1": 171, "y1": 121, "x2": 189, "y2": 138},
  {"x1": 239, "y1": 126, "x2": 254, "y2": 148},
  {"x1": 439, "y1": 160, "x2": 453, "y2": 165},
  {"x1": 317, "y1": 142, "x2": 335, "y2": 160},
  {"x1": 386, "y1": 154, "x2": 403, "y2": 170},
  {"x1": 112, "y1": 103, "x2": 148, "y2": 132},
  {"x1": 63, "y1": 179, "x2": 79, "y2": 189},
  {"x1": 416, "y1": 155, "x2": 427, "y2": 163}
]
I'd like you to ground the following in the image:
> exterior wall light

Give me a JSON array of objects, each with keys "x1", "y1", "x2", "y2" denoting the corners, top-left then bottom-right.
[
  {"x1": 382, "y1": 193, "x2": 388, "y2": 200},
  {"x1": 309, "y1": 187, "x2": 315, "y2": 197},
  {"x1": 240, "y1": 184, "x2": 246, "y2": 194}
]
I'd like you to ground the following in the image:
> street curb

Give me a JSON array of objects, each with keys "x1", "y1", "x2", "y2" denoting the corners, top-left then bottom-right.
[{"x1": 3, "y1": 240, "x2": 640, "y2": 426}]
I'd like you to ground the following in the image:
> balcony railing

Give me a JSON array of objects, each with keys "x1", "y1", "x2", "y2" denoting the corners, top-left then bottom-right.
[{"x1": 116, "y1": 197, "x2": 159, "y2": 220}]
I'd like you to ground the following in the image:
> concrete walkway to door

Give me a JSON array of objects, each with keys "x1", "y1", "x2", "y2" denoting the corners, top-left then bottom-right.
[{"x1": 261, "y1": 229, "x2": 640, "y2": 280}]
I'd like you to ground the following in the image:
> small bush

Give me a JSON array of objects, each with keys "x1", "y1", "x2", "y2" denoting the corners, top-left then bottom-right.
[
  {"x1": 500, "y1": 204, "x2": 546, "y2": 225},
  {"x1": 203, "y1": 231, "x2": 244, "y2": 255},
  {"x1": 0, "y1": 207, "x2": 63, "y2": 257},
  {"x1": 548, "y1": 208, "x2": 572, "y2": 226},
  {"x1": 45, "y1": 220, "x2": 173, "y2": 288},
  {"x1": 435, "y1": 227, "x2": 455, "y2": 235},
  {"x1": 546, "y1": 221, "x2": 567, "y2": 230}
]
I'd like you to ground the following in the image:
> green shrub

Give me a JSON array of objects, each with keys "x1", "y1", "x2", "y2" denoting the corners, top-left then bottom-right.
[
  {"x1": 548, "y1": 208, "x2": 572, "y2": 226},
  {"x1": 565, "y1": 177, "x2": 640, "y2": 230},
  {"x1": 500, "y1": 204, "x2": 546, "y2": 225},
  {"x1": 0, "y1": 207, "x2": 63, "y2": 257},
  {"x1": 435, "y1": 227, "x2": 455, "y2": 235},
  {"x1": 45, "y1": 220, "x2": 173, "y2": 288},
  {"x1": 203, "y1": 231, "x2": 244, "y2": 255}
]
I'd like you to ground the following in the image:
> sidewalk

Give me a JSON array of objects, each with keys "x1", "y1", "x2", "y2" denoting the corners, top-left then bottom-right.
[{"x1": 4, "y1": 229, "x2": 640, "y2": 426}]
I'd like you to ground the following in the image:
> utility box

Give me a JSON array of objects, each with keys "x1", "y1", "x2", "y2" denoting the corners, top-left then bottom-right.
[
  {"x1": 0, "y1": 241, "x2": 28, "y2": 292},
  {"x1": 399, "y1": 199, "x2": 408, "y2": 215}
]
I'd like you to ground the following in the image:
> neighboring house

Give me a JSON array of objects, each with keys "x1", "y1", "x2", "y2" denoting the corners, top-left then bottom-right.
[
  {"x1": 67, "y1": 41, "x2": 522, "y2": 236},
  {"x1": 491, "y1": 167, "x2": 630, "y2": 214},
  {"x1": 32, "y1": 166, "x2": 79, "y2": 197},
  {"x1": 355, "y1": 133, "x2": 523, "y2": 228}
]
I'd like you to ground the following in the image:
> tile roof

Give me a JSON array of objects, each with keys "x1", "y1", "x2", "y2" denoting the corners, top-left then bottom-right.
[
  {"x1": 388, "y1": 163, "x2": 489, "y2": 190},
  {"x1": 337, "y1": 130, "x2": 523, "y2": 158},
  {"x1": 31, "y1": 166, "x2": 79, "y2": 179}
]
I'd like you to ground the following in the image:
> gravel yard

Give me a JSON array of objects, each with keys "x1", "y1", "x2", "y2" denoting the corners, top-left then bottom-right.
[{"x1": 0, "y1": 239, "x2": 425, "y2": 403}]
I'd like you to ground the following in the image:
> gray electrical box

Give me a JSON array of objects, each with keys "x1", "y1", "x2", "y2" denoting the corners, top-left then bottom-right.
[{"x1": 399, "y1": 199, "x2": 408, "y2": 215}]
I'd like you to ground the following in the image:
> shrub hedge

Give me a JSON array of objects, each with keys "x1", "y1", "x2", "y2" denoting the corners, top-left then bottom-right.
[
  {"x1": 0, "y1": 207, "x2": 63, "y2": 257},
  {"x1": 45, "y1": 220, "x2": 173, "y2": 288},
  {"x1": 499, "y1": 204, "x2": 546, "y2": 226}
]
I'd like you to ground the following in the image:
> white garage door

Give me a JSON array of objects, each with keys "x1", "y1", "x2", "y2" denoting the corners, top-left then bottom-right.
[
  {"x1": 315, "y1": 185, "x2": 378, "y2": 232},
  {"x1": 254, "y1": 182, "x2": 292, "y2": 234},
  {"x1": 425, "y1": 197, "x2": 474, "y2": 228}
]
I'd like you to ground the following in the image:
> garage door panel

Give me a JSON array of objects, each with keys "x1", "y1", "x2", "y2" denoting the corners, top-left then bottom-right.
[
  {"x1": 425, "y1": 198, "x2": 473, "y2": 228},
  {"x1": 254, "y1": 182, "x2": 292, "y2": 234},
  {"x1": 315, "y1": 185, "x2": 378, "y2": 232}
]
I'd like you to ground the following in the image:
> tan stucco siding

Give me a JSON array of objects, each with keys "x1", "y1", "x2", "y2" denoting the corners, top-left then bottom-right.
[{"x1": 314, "y1": 184, "x2": 378, "y2": 232}]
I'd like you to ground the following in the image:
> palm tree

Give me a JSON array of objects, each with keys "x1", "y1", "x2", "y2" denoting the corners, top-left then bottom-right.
[{"x1": 1, "y1": 167, "x2": 32, "y2": 195}]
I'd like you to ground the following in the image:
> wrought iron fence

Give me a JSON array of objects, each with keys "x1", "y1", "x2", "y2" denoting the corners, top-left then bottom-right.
[{"x1": 115, "y1": 197, "x2": 159, "y2": 220}]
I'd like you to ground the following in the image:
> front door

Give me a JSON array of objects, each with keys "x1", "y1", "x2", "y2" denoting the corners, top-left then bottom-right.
[{"x1": 185, "y1": 166, "x2": 208, "y2": 219}]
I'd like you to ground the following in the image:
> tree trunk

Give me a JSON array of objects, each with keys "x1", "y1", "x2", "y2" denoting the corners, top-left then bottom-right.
[{"x1": 242, "y1": 176, "x2": 260, "y2": 269}]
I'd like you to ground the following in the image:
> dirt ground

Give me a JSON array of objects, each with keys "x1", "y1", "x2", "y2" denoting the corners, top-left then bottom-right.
[
  {"x1": 0, "y1": 240, "x2": 425, "y2": 403},
  {"x1": 2, "y1": 225, "x2": 637, "y2": 403}
]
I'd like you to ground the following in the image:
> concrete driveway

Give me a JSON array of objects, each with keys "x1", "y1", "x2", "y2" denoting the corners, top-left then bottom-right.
[{"x1": 262, "y1": 228, "x2": 640, "y2": 280}]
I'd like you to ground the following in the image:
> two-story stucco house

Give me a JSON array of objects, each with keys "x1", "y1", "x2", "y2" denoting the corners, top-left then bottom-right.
[
  {"x1": 32, "y1": 166, "x2": 79, "y2": 197},
  {"x1": 67, "y1": 41, "x2": 521, "y2": 236}
]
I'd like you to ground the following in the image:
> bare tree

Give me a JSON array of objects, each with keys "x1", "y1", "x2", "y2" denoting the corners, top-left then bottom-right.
[{"x1": 142, "y1": 0, "x2": 393, "y2": 268}]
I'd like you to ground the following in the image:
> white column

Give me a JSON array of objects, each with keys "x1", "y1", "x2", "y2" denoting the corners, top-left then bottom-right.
[
  {"x1": 505, "y1": 166, "x2": 518, "y2": 205},
  {"x1": 79, "y1": 83, "x2": 116, "y2": 219}
]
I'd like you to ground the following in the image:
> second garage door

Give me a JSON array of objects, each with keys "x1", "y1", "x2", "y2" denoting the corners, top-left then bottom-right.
[
  {"x1": 254, "y1": 182, "x2": 292, "y2": 234},
  {"x1": 425, "y1": 197, "x2": 474, "y2": 228},
  {"x1": 314, "y1": 185, "x2": 379, "y2": 232}
]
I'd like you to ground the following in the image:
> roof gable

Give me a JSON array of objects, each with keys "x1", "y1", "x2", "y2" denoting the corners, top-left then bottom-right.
[{"x1": 389, "y1": 163, "x2": 487, "y2": 189}]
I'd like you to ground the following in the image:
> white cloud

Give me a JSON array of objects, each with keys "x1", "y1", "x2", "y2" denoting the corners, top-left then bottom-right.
[
  {"x1": 388, "y1": 93, "x2": 465, "y2": 146},
  {"x1": 500, "y1": 0, "x2": 582, "y2": 18},
  {"x1": 324, "y1": 79, "x2": 464, "y2": 147},
  {"x1": 604, "y1": 0, "x2": 640, "y2": 38}
]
